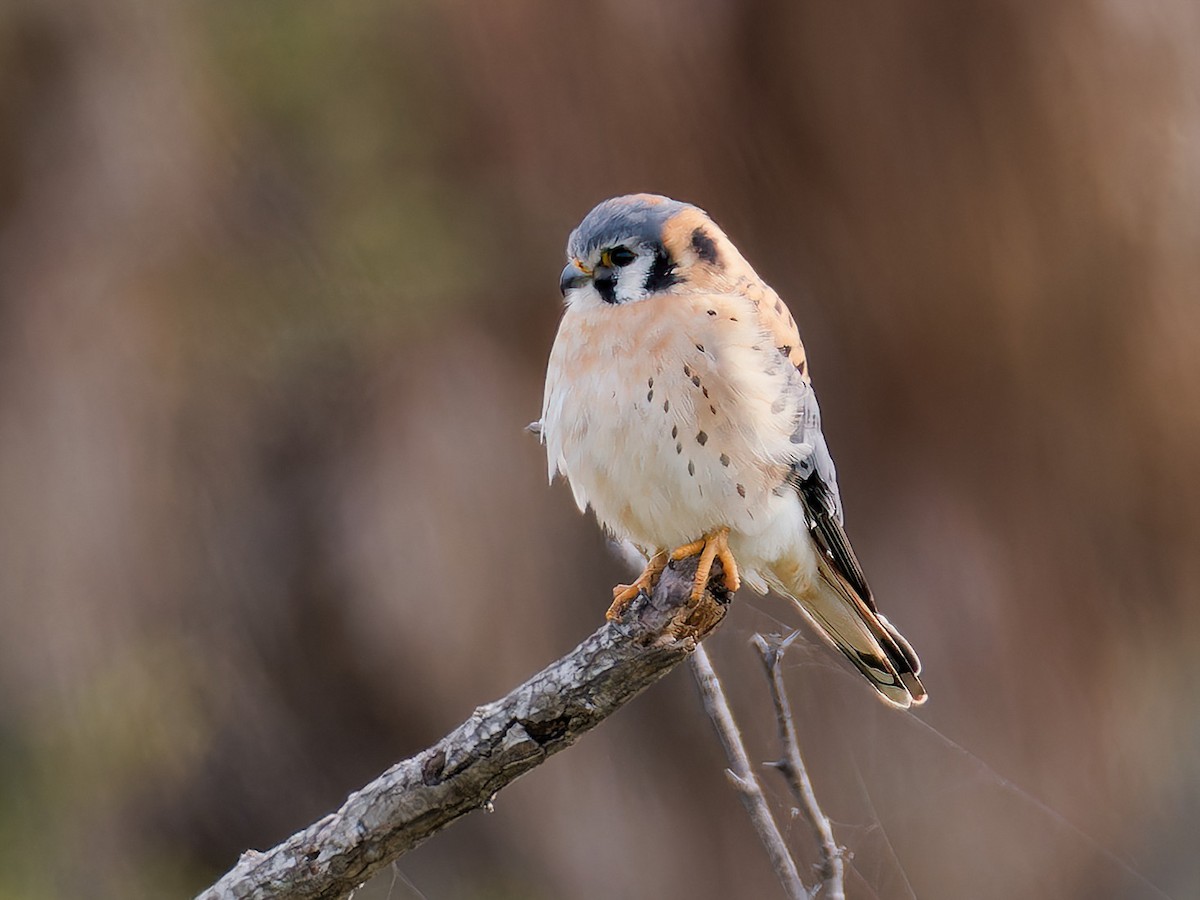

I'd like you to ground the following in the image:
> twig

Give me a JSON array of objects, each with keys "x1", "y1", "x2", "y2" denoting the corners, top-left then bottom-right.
[
  {"x1": 753, "y1": 633, "x2": 846, "y2": 900},
  {"x1": 196, "y1": 557, "x2": 729, "y2": 900},
  {"x1": 690, "y1": 644, "x2": 808, "y2": 900}
]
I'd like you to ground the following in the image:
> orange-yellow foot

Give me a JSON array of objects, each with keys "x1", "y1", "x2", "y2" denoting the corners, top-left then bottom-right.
[
  {"x1": 670, "y1": 527, "x2": 741, "y2": 603},
  {"x1": 606, "y1": 550, "x2": 670, "y2": 621}
]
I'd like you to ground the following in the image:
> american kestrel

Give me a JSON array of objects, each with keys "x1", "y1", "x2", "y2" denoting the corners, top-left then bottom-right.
[{"x1": 540, "y1": 194, "x2": 926, "y2": 708}]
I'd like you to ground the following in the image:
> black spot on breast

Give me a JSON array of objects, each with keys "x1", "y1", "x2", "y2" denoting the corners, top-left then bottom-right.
[
  {"x1": 671, "y1": 425, "x2": 678, "y2": 439},
  {"x1": 709, "y1": 405, "x2": 717, "y2": 414},
  {"x1": 696, "y1": 343, "x2": 705, "y2": 353},
  {"x1": 691, "y1": 228, "x2": 720, "y2": 265},
  {"x1": 683, "y1": 364, "x2": 691, "y2": 376},
  {"x1": 676, "y1": 442, "x2": 683, "y2": 454},
  {"x1": 774, "y1": 298, "x2": 784, "y2": 315},
  {"x1": 688, "y1": 460, "x2": 695, "y2": 476},
  {"x1": 664, "y1": 399, "x2": 671, "y2": 412},
  {"x1": 696, "y1": 431, "x2": 708, "y2": 445},
  {"x1": 647, "y1": 389, "x2": 654, "y2": 401},
  {"x1": 719, "y1": 453, "x2": 730, "y2": 467},
  {"x1": 692, "y1": 375, "x2": 701, "y2": 387},
  {"x1": 702, "y1": 386, "x2": 709, "y2": 398},
  {"x1": 707, "y1": 309, "x2": 717, "y2": 316},
  {"x1": 647, "y1": 377, "x2": 654, "y2": 388},
  {"x1": 737, "y1": 483, "x2": 746, "y2": 498}
]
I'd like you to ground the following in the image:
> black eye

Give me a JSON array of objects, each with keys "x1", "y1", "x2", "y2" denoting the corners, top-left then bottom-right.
[{"x1": 608, "y1": 246, "x2": 637, "y2": 267}]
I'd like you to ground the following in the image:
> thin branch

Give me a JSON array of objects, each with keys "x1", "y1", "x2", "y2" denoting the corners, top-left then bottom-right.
[
  {"x1": 690, "y1": 644, "x2": 808, "y2": 900},
  {"x1": 196, "y1": 557, "x2": 730, "y2": 900},
  {"x1": 753, "y1": 633, "x2": 846, "y2": 900}
]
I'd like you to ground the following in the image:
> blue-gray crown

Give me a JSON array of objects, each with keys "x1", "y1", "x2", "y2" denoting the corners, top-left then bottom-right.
[{"x1": 566, "y1": 194, "x2": 695, "y2": 259}]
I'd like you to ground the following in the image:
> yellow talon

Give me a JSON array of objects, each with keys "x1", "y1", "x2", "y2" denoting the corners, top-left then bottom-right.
[
  {"x1": 607, "y1": 550, "x2": 669, "y2": 620},
  {"x1": 670, "y1": 527, "x2": 741, "y2": 603}
]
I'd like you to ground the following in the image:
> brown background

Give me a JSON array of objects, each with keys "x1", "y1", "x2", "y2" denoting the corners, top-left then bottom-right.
[{"x1": 1, "y1": 1, "x2": 1197, "y2": 897}]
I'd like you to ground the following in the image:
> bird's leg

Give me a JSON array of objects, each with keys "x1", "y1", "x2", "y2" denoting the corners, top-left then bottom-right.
[
  {"x1": 670, "y1": 526, "x2": 741, "y2": 604},
  {"x1": 607, "y1": 549, "x2": 670, "y2": 621}
]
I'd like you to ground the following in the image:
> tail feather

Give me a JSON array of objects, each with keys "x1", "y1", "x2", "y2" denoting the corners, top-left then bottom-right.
[
  {"x1": 784, "y1": 568, "x2": 927, "y2": 709},
  {"x1": 781, "y1": 443, "x2": 927, "y2": 707}
]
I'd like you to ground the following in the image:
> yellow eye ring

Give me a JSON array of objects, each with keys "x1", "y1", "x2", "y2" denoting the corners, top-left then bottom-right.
[{"x1": 602, "y1": 246, "x2": 637, "y2": 268}]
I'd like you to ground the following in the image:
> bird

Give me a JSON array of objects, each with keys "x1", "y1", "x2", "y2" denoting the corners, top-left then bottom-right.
[{"x1": 539, "y1": 193, "x2": 926, "y2": 708}]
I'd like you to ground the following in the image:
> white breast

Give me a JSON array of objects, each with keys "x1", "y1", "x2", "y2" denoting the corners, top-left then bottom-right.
[{"x1": 542, "y1": 290, "x2": 809, "y2": 575}]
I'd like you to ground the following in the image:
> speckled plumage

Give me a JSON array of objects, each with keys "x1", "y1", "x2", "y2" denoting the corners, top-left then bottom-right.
[{"x1": 541, "y1": 194, "x2": 925, "y2": 708}]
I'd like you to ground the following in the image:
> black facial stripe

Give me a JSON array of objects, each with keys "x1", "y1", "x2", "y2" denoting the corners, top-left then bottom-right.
[
  {"x1": 595, "y1": 275, "x2": 618, "y2": 304},
  {"x1": 644, "y1": 247, "x2": 680, "y2": 294},
  {"x1": 691, "y1": 227, "x2": 719, "y2": 264}
]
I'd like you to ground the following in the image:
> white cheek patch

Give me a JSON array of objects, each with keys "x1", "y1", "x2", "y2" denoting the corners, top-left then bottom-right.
[
  {"x1": 614, "y1": 253, "x2": 657, "y2": 303},
  {"x1": 562, "y1": 282, "x2": 602, "y2": 310},
  {"x1": 562, "y1": 247, "x2": 661, "y2": 309}
]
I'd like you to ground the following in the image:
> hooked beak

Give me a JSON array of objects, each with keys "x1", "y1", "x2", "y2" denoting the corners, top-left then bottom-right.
[{"x1": 559, "y1": 259, "x2": 591, "y2": 296}]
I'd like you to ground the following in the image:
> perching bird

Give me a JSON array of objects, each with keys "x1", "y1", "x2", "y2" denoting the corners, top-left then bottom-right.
[{"x1": 540, "y1": 194, "x2": 925, "y2": 708}]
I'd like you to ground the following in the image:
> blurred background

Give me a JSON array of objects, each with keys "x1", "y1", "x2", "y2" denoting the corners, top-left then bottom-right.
[{"x1": 1, "y1": 1, "x2": 1197, "y2": 897}]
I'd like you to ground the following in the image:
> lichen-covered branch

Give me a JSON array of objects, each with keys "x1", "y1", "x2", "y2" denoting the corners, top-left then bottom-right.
[{"x1": 195, "y1": 557, "x2": 728, "y2": 900}]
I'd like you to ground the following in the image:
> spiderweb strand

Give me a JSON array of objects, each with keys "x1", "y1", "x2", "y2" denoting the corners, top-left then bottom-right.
[
  {"x1": 753, "y1": 632, "x2": 846, "y2": 900},
  {"x1": 690, "y1": 644, "x2": 809, "y2": 900}
]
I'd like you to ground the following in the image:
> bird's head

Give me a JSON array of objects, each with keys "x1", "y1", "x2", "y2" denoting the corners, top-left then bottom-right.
[{"x1": 559, "y1": 194, "x2": 745, "y2": 307}]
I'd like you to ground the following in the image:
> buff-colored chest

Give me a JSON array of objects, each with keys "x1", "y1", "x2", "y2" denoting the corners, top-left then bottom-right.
[{"x1": 542, "y1": 291, "x2": 802, "y2": 551}]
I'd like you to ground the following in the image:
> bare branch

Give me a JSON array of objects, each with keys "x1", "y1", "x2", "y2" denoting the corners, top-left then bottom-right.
[
  {"x1": 689, "y1": 644, "x2": 808, "y2": 900},
  {"x1": 196, "y1": 558, "x2": 729, "y2": 900},
  {"x1": 753, "y1": 633, "x2": 846, "y2": 900}
]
